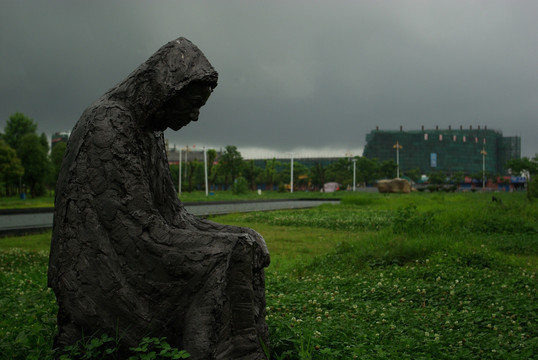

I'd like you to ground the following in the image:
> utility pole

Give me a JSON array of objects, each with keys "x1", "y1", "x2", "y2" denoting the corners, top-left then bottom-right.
[
  {"x1": 179, "y1": 148, "x2": 182, "y2": 195},
  {"x1": 481, "y1": 148, "x2": 487, "y2": 190},
  {"x1": 393, "y1": 141, "x2": 403, "y2": 178},
  {"x1": 184, "y1": 145, "x2": 188, "y2": 181},
  {"x1": 352, "y1": 158, "x2": 357, "y2": 192},
  {"x1": 204, "y1": 146, "x2": 208, "y2": 197},
  {"x1": 290, "y1": 153, "x2": 294, "y2": 193}
]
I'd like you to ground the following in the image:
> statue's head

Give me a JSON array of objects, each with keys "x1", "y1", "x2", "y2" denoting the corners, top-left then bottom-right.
[
  {"x1": 151, "y1": 81, "x2": 214, "y2": 131},
  {"x1": 107, "y1": 37, "x2": 218, "y2": 132}
]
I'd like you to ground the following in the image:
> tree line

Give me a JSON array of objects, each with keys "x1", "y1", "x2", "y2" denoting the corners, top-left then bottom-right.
[
  {"x1": 2, "y1": 112, "x2": 536, "y2": 197},
  {"x1": 170, "y1": 145, "x2": 402, "y2": 193},
  {"x1": 0, "y1": 113, "x2": 66, "y2": 197},
  {"x1": 170, "y1": 147, "x2": 538, "y2": 194}
]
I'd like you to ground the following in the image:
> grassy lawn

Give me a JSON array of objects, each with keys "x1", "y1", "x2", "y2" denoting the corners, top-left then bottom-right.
[
  {"x1": 0, "y1": 192, "x2": 536, "y2": 359},
  {"x1": 0, "y1": 190, "x2": 343, "y2": 209},
  {"x1": 0, "y1": 195, "x2": 55, "y2": 209}
]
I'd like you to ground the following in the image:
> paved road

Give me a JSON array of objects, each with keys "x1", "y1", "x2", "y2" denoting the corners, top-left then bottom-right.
[{"x1": 0, "y1": 199, "x2": 339, "y2": 235}]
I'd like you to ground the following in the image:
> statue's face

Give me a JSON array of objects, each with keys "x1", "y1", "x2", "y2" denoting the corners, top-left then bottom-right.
[
  {"x1": 164, "y1": 83, "x2": 212, "y2": 131},
  {"x1": 151, "y1": 82, "x2": 212, "y2": 131}
]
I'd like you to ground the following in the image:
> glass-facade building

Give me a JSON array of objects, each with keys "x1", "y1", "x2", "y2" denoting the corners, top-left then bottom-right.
[{"x1": 363, "y1": 126, "x2": 521, "y2": 175}]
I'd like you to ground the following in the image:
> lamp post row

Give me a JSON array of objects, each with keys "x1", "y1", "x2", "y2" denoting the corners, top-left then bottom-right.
[{"x1": 177, "y1": 143, "x2": 487, "y2": 194}]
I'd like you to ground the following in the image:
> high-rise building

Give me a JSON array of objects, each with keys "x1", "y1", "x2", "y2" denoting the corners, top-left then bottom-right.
[{"x1": 363, "y1": 126, "x2": 520, "y2": 175}]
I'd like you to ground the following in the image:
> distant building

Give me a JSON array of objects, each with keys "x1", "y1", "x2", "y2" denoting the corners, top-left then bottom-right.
[
  {"x1": 51, "y1": 132, "x2": 69, "y2": 149},
  {"x1": 363, "y1": 126, "x2": 521, "y2": 175},
  {"x1": 166, "y1": 144, "x2": 219, "y2": 165}
]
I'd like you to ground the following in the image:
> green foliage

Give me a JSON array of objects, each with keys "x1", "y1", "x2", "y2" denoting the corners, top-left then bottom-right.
[
  {"x1": 50, "y1": 142, "x2": 67, "y2": 186},
  {"x1": 403, "y1": 168, "x2": 421, "y2": 183},
  {"x1": 527, "y1": 177, "x2": 538, "y2": 201},
  {"x1": 1, "y1": 192, "x2": 537, "y2": 359},
  {"x1": 232, "y1": 176, "x2": 248, "y2": 195},
  {"x1": 309, "y1": 162, "x2": 326, "y2": 189},
  {"x1": 0, "y1": 249, "x2": 57, "y2": 360},
  {"x1": 57, "y1": 335, "x2": 190, "y2": 360},
  {"x1": 242, "y1": 160, "x2": 262, "y2": 191},
  {"x1": 3, "y1": 112, "x2": 38, "y2": 150},
  {"x1": 506, "y1": 156, "x2": 538, "y2": 176},
  {"x1": 391, "y1": 205, "x2": 436, "y2": 235},
  {"x1": 185, "y1": 159, "x2": 202, "y2": 192},
  {"x1": 325, "y1": 158, "x2": 352, "y2": 186},
  {"x1": 129, "y1": 337, "x2": 190, "y2": 359},
  {"x1": 17, "y1": 133, "x2": 50, "y2": 197},
  {"x1": 262, "y1": 158, "x2": 281, "y2": 190},
  {"x1": 0, "y1": 139, "x2": 24, "y2": 195},
  {"x1": 377, "y1": 159, "x2": 397, "y2": 179},
  {"x1": 450, "y1": 171, "x2": 465, "y2": 184},
  {"x1": 59, "y1": 334, "x2": 119, "y2": 360},
  {"x1": 355, "y1": 156, "x2": 379, "y2": 185},
  {"x1": 278, "y1": 161, "x2": 309, "y2": 190},
  {"x1": 219, "y1": 145, "x2": 243, "y2": 187},
  {"x1": 428, "y1": 171, "x2": 446, "y2": 185}
]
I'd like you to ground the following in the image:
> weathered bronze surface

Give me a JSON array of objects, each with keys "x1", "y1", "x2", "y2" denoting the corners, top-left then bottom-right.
[{"x1": 48, "y1": 37, "x2": 270, "y2": 359}]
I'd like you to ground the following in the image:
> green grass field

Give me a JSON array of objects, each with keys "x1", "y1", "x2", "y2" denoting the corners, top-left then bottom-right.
[
  {"x1": 0, "y1": 192, "x2": 536, "y2": 359},
  {"x1": 0, "y1": 190, "x2": 343, "y2": 209}
]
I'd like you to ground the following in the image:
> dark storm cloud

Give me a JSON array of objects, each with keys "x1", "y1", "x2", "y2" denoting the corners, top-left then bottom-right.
[{"x1": 1, "y1": 1, "x2": 537, "y2": 157}]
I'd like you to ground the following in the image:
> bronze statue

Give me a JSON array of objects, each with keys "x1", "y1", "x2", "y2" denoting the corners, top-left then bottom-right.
[{"x1": 48, "y1": 37, "x2": 270, "y2": 359}]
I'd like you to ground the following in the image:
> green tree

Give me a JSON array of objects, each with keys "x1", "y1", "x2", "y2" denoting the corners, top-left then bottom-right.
[
  {"x1": 326, "y1": 158, "x2": 352, "y2": 186},
  {"x1": 186, "y1": 159, "x2": 203, "y2": 192},
  {"x1": 219, "y1": 145, "x2": 243, "y2": 188},
  {"x1": 17, "y1": 133, "x2": 51, "y2": 197},
  {"x1": 4, "y1": 112, "x2": 38, "y2": 150},
  {"x1": 263, "y1": 158, "x2": 281, "y2": 191},
  {"x1": 206, "y1": 149, "x2": 217, "y2": 191},
  {"x1": 279, "y1": 161, "x2": 308, "y2": 191},
  {"x1": 50, "y1": 142, "x2": 67, "y2": 187},
  {"x1": 377, "y1": 160, "x2": 397, "y2": 179},
  {"x1": 403, "y1": 168, "x2": 421, "y2": 183},
  {"x1": 450, "y1": 171, "x2": 465, "y2": 185},
  {"x1": 309, "y1": 162, "x2": 327, "y2": 191},
  {"x1": 506, "y1": 155, "x2": 538, "y2": 201},
  {"x1": 428, "y1": 171, "x2": 446, "y2": 185},
  {"x1": 169, "y1": 164, "x2": 180, "y2": 192},
  {"x1": 232, "y1": 176, "x2": 249, "y2": 195},
  {"x1": 0, "y1": 140, "x2": 24, "y2": 196},
  {"x1": 242, "y1": 160, "x2": 262, "y2": 191},
  {"x1": 506, "y1": 156, "x2": 538, "y2": 176},
  {"x1": 355, "y1": 157, "x2": 378, "y2": 185}
]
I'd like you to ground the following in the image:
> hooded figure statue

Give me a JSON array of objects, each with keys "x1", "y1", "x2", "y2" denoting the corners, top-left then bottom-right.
[{"x1": 48, "y1": 37, "x2": 270, "y2": 359}]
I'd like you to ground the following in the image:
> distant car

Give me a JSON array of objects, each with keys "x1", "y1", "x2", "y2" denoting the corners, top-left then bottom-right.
[{"x1": 321, "y1": 182, "x2": 340, "y2": 193}]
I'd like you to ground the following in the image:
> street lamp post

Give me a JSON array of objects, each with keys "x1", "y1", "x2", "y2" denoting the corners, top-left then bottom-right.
[
  {"x1": 481, "y1": 148, "x2": 487, "y2": 190},
  {"x1": 178, "y1": 148, "x2": 182, "y2": 195},
  {"x1": 393, "y1": 141, "x2": 403, "y2": 178},
  {"x1": 203, "y1": 146, "x2": 208, "y2": 197},
  {"x1": 184, "y1": 145, "x2": 188, "y2": 181},
  {"x1": 290, "y1": 153, "x2": 294, "y2": 193},
  {"x1": 352, "y1": 158, "x2": 357, "y2": 192}
]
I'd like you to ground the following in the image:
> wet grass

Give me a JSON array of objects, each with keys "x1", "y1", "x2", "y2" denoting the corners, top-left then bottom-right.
[{"x1": 0, "y1": 192, "x2": 536, "y2": 359}]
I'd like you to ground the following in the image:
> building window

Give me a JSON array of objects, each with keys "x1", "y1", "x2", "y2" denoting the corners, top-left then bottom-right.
[
  {"x1": 439, "y1": 134, "x2": 443, "y2": 141},
  {"x1": 483, "y1": 138, "x2": 486, "y2": 144},
  {"x1": 475, "y1": 137, "x2": 478, "y2": 143},
  {"x1": 453, "y1": 135, "x2": 457, "y2": 142},
  {"x1": 424, "y1": 133, "x2": 428, "y2": 140},
  {"x1": 463, "y1": 136, "x2": 466, "y2": 142}
]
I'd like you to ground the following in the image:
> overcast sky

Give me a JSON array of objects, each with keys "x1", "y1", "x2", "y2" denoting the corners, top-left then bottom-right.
[{"x1": 1, "y1": 1, "x2": 537, "y2": 158}]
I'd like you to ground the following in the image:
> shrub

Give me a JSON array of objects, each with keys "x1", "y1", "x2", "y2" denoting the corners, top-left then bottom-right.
[
  {"x1": 231, "y1": 177, "x2": 248, "y2": 195},
  {"x1": 527, "y1": 177, "x2": 538, "y2": 201}
]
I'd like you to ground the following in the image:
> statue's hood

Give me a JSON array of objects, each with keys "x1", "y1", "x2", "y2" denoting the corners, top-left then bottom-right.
[{"x1": 105, "y1": 37, "x2": 218, "y2": 126}]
